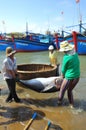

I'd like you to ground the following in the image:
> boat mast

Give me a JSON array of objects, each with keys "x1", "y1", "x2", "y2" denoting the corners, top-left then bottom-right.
[
  {"x1": 26, "y1": 22, "x2": 28, "y2": 36},
  {"x1": 76, "y1": 0, "x2": 82, "y2": 33},
  {"x1": 2, "y1": 20, "x2": 6, "y2": 36}
]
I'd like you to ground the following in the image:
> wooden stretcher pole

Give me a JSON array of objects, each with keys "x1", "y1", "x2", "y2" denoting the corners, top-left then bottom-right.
[
  {"x1": 44, "y1": 121, "x2": 51, "y2": 130},
  {"x1": 24, "y1": 112, "x2": 37, "y2": 130}
]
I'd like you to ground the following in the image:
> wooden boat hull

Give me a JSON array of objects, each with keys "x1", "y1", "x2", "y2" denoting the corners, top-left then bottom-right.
[{"x1": 17, "y1": 64, "x2": 57, "y2": 80}]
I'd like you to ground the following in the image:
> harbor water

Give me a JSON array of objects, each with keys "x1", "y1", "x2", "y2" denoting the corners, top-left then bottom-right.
[{"x1": 0, "y1": 51, "x2": 86, "y2": 130}]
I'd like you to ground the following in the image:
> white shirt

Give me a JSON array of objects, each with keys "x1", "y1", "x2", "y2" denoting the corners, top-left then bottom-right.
[{"x1": 2, "y1": 57, "x2": 17, "y2": 80}]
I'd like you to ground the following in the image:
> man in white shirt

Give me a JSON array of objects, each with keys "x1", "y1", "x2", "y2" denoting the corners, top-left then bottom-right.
[{"x1": 2, "y1": 47, "x2": 21, "y2": 103}]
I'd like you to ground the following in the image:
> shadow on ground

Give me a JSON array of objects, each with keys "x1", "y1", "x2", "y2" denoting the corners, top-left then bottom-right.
[
  {"x1": 0, "y1": 105, "x2": 45, "y2": 126},
  {"x1": 22, "y1": 97, "x2": 86, "y2": 111}
]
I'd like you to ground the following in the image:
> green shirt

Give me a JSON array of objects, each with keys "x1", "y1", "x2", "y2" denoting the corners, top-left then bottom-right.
[{"x1": 62, "y1": 53, "x2": 80, "y2": 79}]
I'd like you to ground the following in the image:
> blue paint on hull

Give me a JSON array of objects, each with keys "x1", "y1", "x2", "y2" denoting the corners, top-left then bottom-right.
[
  {"x1": 0, "y1": 40, "x2": 15, "y2": 51},
  {"x1": 64, "y1": 34, "x2": 86, "y2": 55},
  {"x1": 0, "y1": 39, "x2": 52, "y2": 52},
  {"x1": 14, "y1": 39, "x2": 52, "y2": 52}
]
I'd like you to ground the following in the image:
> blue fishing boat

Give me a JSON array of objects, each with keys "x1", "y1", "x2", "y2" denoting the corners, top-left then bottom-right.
[
  {"x1": 0, "y1": 35, "x2": 52, "y2": 52},
  {"x1": 64, "y1": 31, "x2": 86, "y2": 55},
  {"x1": 14, "y1": 34, "x2": 64, "y2": 52},
  {"x1": 14, "y1": 38, "x2": 53, "y2": 52},
  {"x1": 0, "y1": 36, "x2": 64, "y2": 52},
  {"x1": 0, "y1": 39, "x2": 15, "y2": 51},
  {"x1": 0, "y1": 33, "x2": 55, "y2": 52}
]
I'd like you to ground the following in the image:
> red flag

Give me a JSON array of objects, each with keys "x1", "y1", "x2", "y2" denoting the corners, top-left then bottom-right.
[{"x1": 76, "y1": 0, "x2": 80, "y2": 3}]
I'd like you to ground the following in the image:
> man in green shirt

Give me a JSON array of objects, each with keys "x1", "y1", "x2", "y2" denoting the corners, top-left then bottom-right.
[{"x1": 58, "y1": 41, "x2": 80, "y2": 108}]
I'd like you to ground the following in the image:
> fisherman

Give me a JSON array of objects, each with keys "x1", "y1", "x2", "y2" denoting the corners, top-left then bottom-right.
[
  {"x1": 48, "y1": 45, "x2": 60, "y2": 76},
  {"x1": 58, "y1": 41, "x2": 80, "y2": 108},
  {"x1": 2, "y1": 47, "x2": 21, "y2": 103}
]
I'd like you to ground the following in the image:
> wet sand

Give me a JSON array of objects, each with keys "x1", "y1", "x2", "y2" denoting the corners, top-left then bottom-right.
[{"x1": 0, "y1": 83, "x2": 86, "y2": 130}]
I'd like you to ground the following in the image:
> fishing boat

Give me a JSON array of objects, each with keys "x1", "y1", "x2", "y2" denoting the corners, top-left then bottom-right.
[
  {"x1": 17, "y1": 63, "x2": 57, "y2": 80},
  {"x1": 64, "y1": 31, "x2": 86, "y2": 55},
  {"x1": 14, "y1": 37, "x2": 53, "y2": 52},
  {"x1": 14, "y1": 33, "x2": 64, "y2": 52},
  {"x1": 0, "y1": 39, "x2": 15, "y2": 51},
  {"x1": 14, "y1": 37, "x2": 64, "y2": 52},
  {"x1": 0, "y1": 36, "x2": 52, "y2": 52},
  {"x1": 60, "y1": 0, "x2": 86, "y2": 55},
  {"x1": 65, "y1": 0, "x2": 86, "y2": 55},
  {"x1": 0, "y1": 33, "x2": 55, "y2": 52}
]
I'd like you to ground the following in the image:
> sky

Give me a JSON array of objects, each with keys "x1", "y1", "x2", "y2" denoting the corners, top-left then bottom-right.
[{"x1": 0, "y1": 0, "x2": 86, "y2": 34}]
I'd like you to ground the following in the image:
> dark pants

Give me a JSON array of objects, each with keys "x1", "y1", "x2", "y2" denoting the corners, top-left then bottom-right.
[
  {"x1": 6, "y1": 79, "x2": 20, "y2": 102},
  {"x1": 58, "y1": 77, "x2": 79, "y2": 105},
  {"x1": 56, "y1": 64, "x2": 59, "y2": 76}
]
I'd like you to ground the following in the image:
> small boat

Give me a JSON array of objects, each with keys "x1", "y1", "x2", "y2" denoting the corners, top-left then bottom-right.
[
  {"x1": 64, "y1": 31, "x2": 86, "y2": 55},
  {"x1": 18, "y1": 76, "x2": 62, "y2": 93},
  {"x1": 17, "y1": 63, "x2": 57, "y2": 80},
  {"x1": 17, "y1": 64, "x2": 59, "y2": 93}
]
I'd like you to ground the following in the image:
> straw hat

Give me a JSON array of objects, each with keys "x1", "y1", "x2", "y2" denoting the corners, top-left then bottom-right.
[
  {"x1": 59, "y1": 41, "x2": 74, "y2": 52},
  {"x1": 6, "y1": 47, "x2": 16, "y2": 57},
  {"x1": 48, "y1": 45, "x2": 54, "y2": 50}
]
